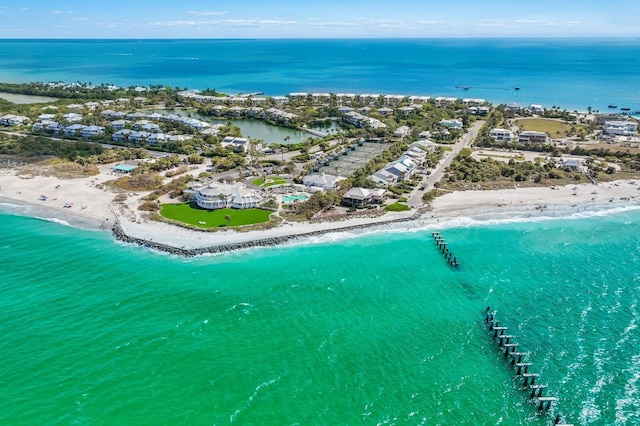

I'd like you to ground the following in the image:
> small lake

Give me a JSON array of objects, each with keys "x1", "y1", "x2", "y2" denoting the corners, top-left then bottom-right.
[
  {"x1": 0, "y1": 92, "x2": 59, "y2": 104},
  {"x1": 210, "y1": 118, "x2": 312, "y2": 145},
  {"x1": 155, "y1": 109, "x2": 316, "y2": 145}
]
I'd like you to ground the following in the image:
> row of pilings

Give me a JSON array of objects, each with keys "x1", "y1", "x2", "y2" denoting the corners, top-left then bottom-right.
[
  {"x1": 484, "y1": 307, "x2": 573, "y2": 426},
  {"x1": 431, "y1": 232, "x2": 459, "y2": 267}
]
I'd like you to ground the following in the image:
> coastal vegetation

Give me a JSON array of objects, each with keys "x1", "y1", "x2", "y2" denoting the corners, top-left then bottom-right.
[
  {"x1": 0, "y1": 134, "x2": 103, "y2": 161},
  {"x1": 384, "y1": 202, "x2": 411, "y2": 212},
  {"x1": 441, "y1": 148, "x2": 587, "y2": 190},
  {"x1": 159, "y1": 203, "x2": 272, "y2": 228}
]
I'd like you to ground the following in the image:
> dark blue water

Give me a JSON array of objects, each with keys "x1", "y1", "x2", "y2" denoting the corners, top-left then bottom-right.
[{"x1": 1, "y1": 38, "x2": 640, "y2": 111}]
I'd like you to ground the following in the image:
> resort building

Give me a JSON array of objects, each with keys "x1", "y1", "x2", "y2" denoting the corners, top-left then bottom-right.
[
  {"x1": 506, "y1": 103, "x2": 522, "y2": 113},
  {"x1": 527, "y1": 104, "x2": 545, "y2": 114},
  {"x1": 489, "y1": 128, "x2": 514, "y2": 142},
  {"x1": 518, "y1": 131, "x2": 548, "y2": 144},
  {"x1": 370, "y1": 169, "x2": 399, "y2": 186},
  {"x1": 64, "y1": 123, "x2": 87, "y2": 136},
  {"x1": 359, "y1": 94, "x2": 381, "y2": 105},
  {"x1": 398, "y1": 106, "x2": 417, "y2": 116},
  {"x1": 394, "y1": 125, "x2": 411, "y2": 138},
  {"x1": 408, "y1": 96, "x2": 431, "y2": 104},
  {"x1": 341, "y1": 187, "x2": 385, "y2": 207},
  {"x1": 377, "y1": 107, "x2": 394, "y2": 115},
  {"x1": 560, "y1": 158, "x2": 584, "y2": 171},
  {"x1": 263, "y1": 108, "x2": 298, "y2": 125},
  {"x1": 271, "y1": 96, "x2": 289, "y2": 105},
  {"x1": 384, "y1": 94, "x2": 405, "y2": 105},
  {"x1": 336, "y1": 93, "x2": 356, "y2": 105},
  {"x1": 435, "y1": 97, "x2": 458, "y2": 106},
  {"x1": 603, "y1": 120, "x2": 638, "y2": 136},
  {"x1": 81, "y1": 125, "x2": 105, "y2": 138},
  {"x1": 46, "y1": 122, "x2": 64, "y2": 133},
  {"x1": 0, "y1": 114, "x2": 29, "y2": 126},
  {"x1": 110, "y1": 120, "x2": 129, "y2": 130},
  {"x1": 194, "y1": 183, "x2": 261, "y2": 210},
  {"x1": 343, "y1": 111, "x2": 386, "y2": 129},
  {"x1": 462, "y1": 98, "x2": 485, "y2": 106},
  {"x1": 302, "y1": 173, "x2": 345, "y2": 191},
  {"x1": 112, "y1": 129, "x2": 133, "y2": 142},
  {"x1": 61, "y1": 112, "x2": 83, "y2": 123},
  {"x1": 101, "y1": 110, "x2": 126, "y2": 119},
  {"x1": 369, "y1": 156, "x2": 417, "y2": 186},
  {"x1": 221, "y1": 137, "x2": 250, "y2": 152}
]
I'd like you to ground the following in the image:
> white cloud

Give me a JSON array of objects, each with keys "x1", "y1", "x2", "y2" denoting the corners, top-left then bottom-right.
[
  {"x1": 308, "y1": 20, "x2": 357, "y2": 28},
  {"x1": 416, "y1": 20, "x2": 447, "y2": 26},
  {"x1": 224, "y1": 19, "x2": 298, "y2": 26},
  {"x1": 186, "y1": 11, "x2": 228, "y2": 16},
  {"x1": 149, "y1": 20, "x2": 200, "y2": 28}
]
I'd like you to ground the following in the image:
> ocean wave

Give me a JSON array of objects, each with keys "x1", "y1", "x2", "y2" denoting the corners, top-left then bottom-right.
[{"x1": 34, "y1": 216, "x2": 72, "y2": 227}]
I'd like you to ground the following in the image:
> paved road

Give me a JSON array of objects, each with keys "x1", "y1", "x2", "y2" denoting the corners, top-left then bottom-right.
[{"x1": 408, "y1": 120, "x2": 485, "y2": 207}]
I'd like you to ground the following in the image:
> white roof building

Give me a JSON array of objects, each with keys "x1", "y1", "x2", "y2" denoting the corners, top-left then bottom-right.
[
  {"x1": 604, "y1": 120, "x2": 638, "y2": 136},
  {"x1": 302, "y1": 173, "x2": 345, "y2": 190},
  {"x1": 489, "y1": 128, "x2": 514, "y2": 142},
  {"x1": 194, "y1": 183, "x2": 262, "y2": 210},
  {"x1": 342, "y1": 187, "x2": 385, "y2": 206}
]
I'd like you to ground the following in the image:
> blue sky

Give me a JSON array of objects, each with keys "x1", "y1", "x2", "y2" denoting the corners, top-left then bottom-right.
[{"x1": 1, "y1": 0, "x2": 639, "y2": 38}]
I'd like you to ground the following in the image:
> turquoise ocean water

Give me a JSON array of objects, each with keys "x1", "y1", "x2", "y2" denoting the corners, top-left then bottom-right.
[
  {"x1": 2, "y1": 38, "x2": 640, "y2": 424},
  {"x1": 1, "y1": 207, "x2": 639, "y2": 425},
  {"x1": 1, "y1": 38, "x2": 640, "y2": 112}
]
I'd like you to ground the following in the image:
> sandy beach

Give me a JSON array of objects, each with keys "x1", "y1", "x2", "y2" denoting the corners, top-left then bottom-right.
[{"x1": 2, "y1": 163, "x2": 640, "y2": 253}]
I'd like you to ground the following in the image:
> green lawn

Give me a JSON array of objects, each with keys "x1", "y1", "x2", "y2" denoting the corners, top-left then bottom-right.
[
  {"x1": 252, "y1": 176, "x2": 287, "y2": 187},
  {"x1": 160, "y1": 203, "x2": 272, "y2": 228},
  {"x1": 515, "y1": 118, "x2": 588, "y2": 138},
  {"x1": 385, "y1": 202, "x2": 411, "y2": 212}
]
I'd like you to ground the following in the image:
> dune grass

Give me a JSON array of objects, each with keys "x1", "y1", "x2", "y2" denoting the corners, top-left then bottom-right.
[{"x1": 160, "y1": 203, "x2": 272, "y2": 228}]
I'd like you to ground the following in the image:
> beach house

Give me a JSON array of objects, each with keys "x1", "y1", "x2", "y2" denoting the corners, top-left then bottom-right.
[
  {"x1": 518, "y1": 131, "x2": 548, "y2": 144},
  {"x1": 81, "y1": 125, "x2": 105, "y2": 138},
  {"x1": 0, "y1": 114, "x2": 29, "y2": 126},
  {"x1": 63, "y1": 123, "x2": 87, "y2": 136},
  {"x1": 394, "y1": 125, "x2": 411, "y2": 138},
  {"x1": 489, "y1": 128, "x2": 514, "y2": 142},
  {"x1": 603, "y1": 120, "x2": 638, "y2": 136},
  {"x1": 341, "y1": 187, "x2": 386, "y2": 207}
]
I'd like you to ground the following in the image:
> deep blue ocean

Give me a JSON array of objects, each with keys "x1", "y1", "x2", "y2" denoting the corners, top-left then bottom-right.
[
  {"x1": 1, "y1": 38, "x2": 640, "y2": 112},
  {"x1": 1, "y1": 38, "x2": 640, "y2": 424}
]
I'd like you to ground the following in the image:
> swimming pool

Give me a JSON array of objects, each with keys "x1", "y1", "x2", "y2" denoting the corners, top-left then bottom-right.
[{"x1": 282, "y1": 194, "x2": 309, "y2": 203}]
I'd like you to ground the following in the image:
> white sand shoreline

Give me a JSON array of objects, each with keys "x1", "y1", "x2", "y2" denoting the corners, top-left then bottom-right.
[{"x1": 2, "y1": 165, "x2": 640, "y2": 254}]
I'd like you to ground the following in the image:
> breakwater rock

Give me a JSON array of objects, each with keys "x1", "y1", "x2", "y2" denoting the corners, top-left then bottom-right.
[{"x1": 112, "y1": 211, "x2": 424, "y2": 257}]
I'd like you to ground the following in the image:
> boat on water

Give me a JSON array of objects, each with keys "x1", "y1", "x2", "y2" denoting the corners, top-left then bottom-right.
[
  {"x1": 621, "y1": 107, "x2": 631, "y2": 111},
  {"x1": 608, "y1": 104, "x2": 617, "y2": 108},
  {"x1": 515, "y1": 87, "x2": 520, "y2": 90}
]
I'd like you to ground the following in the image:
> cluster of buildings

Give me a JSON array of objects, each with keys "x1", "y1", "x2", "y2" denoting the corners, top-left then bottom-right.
[
  {"x1": 488, "y1": 118, "x2": 638, "y2": 145},
  {"x1": 0, "y1": 114, "x2": 30, "y2": 126},
  {"x1": 369, "y1": 140, "x2": 435, "y2": 186},
  {"x1": 178, "y1": 89, "x2": 486, "y2": 109}
]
